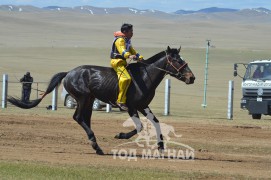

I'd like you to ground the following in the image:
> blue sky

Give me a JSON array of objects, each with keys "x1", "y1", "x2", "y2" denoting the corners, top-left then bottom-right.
[{"x1": 1, "y1": 0, "x2": 271, "y2": 12}]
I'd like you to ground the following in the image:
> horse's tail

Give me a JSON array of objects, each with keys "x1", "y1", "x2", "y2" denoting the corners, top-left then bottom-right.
[{"x1": 8, "y1": 72, "x2": 68, "y2": 109}]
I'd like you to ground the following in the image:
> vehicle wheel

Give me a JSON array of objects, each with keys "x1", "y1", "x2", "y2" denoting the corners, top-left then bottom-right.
[
  {"x1": 252, "y1": 114, "x2": 261, "y2": 119},
  {"x1": 93, "y1": 99, "x2": 101, "y2": 110},
  {"x1": 65, "y1": 95, "x2": 76, "y2": 109}
]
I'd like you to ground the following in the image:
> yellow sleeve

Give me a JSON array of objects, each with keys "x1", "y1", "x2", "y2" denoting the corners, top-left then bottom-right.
[
  {"x1": 129, "y1": 46, "x2": 137, "y2": 55},
  {"x1": 115, "y1": 38, "x2": 131, "y2": 59},
  {"x1": 130, "y1": 46, "x2": 143, "y2": 60}
]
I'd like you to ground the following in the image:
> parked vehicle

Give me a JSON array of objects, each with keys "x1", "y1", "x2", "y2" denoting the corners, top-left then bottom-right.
[
  {"x1": 61, "y1": 86, "x2": 109, "y2": 110},
  {"x1": 234, "y1": 60, "x2": 271, "y2": 119}
]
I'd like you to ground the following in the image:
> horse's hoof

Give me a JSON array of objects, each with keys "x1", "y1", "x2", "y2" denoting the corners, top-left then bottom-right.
[
  {"x1": 158, "y1": 142, "x2": 164, "y2": 153},
  {"x1": 158, "y1": 147, "x2": 164, "y2": 153},
  {"x1": 96, "y1": 149, "x2": 105, "y2": 155},
  {"x1": 114, "y1": 134, "x2": 120, "y2": 139},
  {"x1": 114, "y1": 133, "x2": 125, "y2": 139}
]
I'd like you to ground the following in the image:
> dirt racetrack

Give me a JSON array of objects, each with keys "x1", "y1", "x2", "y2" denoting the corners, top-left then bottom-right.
[{"x1": 1, "y1": 109, "x2": 270, "y2": 179}]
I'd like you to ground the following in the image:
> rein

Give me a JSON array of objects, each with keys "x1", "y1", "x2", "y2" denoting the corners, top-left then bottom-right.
[
  {"x1": 136, "y1": 59, "x2": 172, "y2": 74},
  {"x1": 134, "y1": 51, "x2": 187, "y2": 77}
]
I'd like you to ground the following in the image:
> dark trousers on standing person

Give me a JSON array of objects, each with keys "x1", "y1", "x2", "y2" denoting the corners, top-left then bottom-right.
[{"x1": 21, "y1": 88, "x2": 31, "y2": 103}]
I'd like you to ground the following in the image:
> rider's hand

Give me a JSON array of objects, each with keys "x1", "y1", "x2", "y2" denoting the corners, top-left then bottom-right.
[{"x1": 129, "y1": 55, "x2": 137, "y2": 60}]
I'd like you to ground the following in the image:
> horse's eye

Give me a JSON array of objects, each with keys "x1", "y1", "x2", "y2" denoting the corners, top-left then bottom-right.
[{"x1": 173, "y1": 54, "x2": 179, "y2": 59}]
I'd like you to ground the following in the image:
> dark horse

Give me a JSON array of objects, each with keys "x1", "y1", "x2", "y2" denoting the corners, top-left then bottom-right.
[{"x1": 8, "y1": 46, "x2": 195, "y2": 155}]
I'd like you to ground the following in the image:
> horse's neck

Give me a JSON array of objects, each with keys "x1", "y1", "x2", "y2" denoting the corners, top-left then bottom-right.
[{"x1": 144, "y1": 57, "x2": 167, "y2": 89}]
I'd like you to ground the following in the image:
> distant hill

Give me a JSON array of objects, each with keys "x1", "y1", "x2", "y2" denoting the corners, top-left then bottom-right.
[
  {"x1": 0, "y1": 5, "x2": 270, "y2": 23},
  {"x1": 42, "y1": 6, "x2": 71, "y2": 11},
  {"x1": 244, "y1": 7, "x2": 271, "y2": 14},
  {"x1": 0, "y1": 5, "x2": 269, "y2": 15},
  {"x1": 198, "y1": 7, "x2": 238, "y2": 13},
  {"x1": 0, "y1": 4, "x2": 271, "y2": 50},
  {"x1": 0, "y1": 5, "x2": 165, "y2": 15},
  {"x1": 175, "y1": 7, "x2": 238, "y2": 14},
  {"x1": 0, "y1": 5, "x2": 41, "y2": 12}
]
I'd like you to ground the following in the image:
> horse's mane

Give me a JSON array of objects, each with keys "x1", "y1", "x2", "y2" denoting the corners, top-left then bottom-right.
[
  {"x1": 143, "y1": 51, "x2": 166, "y2": 64},
  {"x1": 141, "y1": 48, "x2": 180, "y2": 64},
  {"x1": 127, "y1": 50, "x2": 165, "y2": 70}
]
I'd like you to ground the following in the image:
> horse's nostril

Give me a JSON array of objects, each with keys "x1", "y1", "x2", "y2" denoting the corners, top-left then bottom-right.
[{"x1": 190, "y1": 77, "x2": 195, "y2": 84}]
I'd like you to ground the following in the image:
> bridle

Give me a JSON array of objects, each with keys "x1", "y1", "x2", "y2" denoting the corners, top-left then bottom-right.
[
  {"x1": 164, "y1": 51, "x2": 188, "y2": 76},
  {"x1": 136, "y1": 51, "x2": 188, "y2": 77}
]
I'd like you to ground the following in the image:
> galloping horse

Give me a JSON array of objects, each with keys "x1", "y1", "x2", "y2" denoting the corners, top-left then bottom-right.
[{"x1": 8, "y1": 46, "x2": 195, "y2": 155}]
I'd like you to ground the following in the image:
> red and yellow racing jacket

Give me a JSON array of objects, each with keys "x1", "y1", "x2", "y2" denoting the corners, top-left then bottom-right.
[{"x1": 110, "y1": 31, "x2": 142, "y2": 61}]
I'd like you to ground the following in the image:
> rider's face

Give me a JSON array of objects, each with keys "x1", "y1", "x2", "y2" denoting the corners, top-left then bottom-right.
[{"x1": 124, "y1": 28, "x2": 133, "y2": 39}]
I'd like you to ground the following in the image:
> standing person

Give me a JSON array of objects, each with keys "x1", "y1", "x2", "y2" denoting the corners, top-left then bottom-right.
[
  {"x1": 110, "y1": 23, "x2": 143, "y2": 111},
  {"x1": 20, "y1": 72, "x2": 33, "y2": 103}
]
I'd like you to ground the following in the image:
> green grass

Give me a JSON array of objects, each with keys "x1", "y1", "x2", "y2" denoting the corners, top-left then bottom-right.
[{"x1": 0, "y1": 161, "x2": 247, "y2": 180}]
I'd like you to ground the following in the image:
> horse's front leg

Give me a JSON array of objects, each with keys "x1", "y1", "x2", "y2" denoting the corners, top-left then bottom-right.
[
  {"x1": 115, "y1": 108, "x2": 142, "y2": 139},
  {"x1": 139, "y1": 107, "x2": 164, "y2": 151}
]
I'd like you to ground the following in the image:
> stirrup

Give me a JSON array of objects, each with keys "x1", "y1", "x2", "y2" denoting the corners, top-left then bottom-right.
[{"x1": 117, "y1": 103, "x2": 128, "y2": 111}]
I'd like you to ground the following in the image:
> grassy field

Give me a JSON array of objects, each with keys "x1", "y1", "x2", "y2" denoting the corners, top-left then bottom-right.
[
  {"x1": 1, "y1": 11, "x2": 271, "y2": 179},
  {"x1": 0, "y1": 160, "x2": 248, "y2": 180}
]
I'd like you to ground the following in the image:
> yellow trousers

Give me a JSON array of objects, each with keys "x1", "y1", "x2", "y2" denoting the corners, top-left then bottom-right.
[{"x1": 110, "y1": 59, "x2": 131, "y2": 103}]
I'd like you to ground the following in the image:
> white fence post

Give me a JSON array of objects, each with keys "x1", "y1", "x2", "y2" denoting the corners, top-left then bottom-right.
[
  {"x1": 2, "y1": 74, "x2": 8, "y2": 109},
  {"x1": 164, "y1": 79, "x2": 171, "y2": 116},
  {"x1": 106, "y1": 104, "x2": 112, "y2": 113},
  {"x1": 36, "y1": 82, "x2": 39, "y2": 99},
  {"x1": 52, "y1": 85, "x2": 58, "y2": 111},
  {"x1": 227, "y1": 80, "x2": 234, "y2": 120}
]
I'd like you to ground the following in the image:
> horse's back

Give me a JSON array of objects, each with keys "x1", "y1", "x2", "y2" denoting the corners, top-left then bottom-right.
[
  {"x1": 63, "y1": 65, "x2": 118, "y2": 102},
  {"x1": 63, "y1": 63, "x2": 152, "y2": 107}
]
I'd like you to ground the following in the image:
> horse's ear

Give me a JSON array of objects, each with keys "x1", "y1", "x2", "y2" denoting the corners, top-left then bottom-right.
[
  {"x1": 167, "y1": 46, "x2": 171, "y2": 52},
  {"x1": 178, "y1": 46, "x2": 181, "y2": 53}
]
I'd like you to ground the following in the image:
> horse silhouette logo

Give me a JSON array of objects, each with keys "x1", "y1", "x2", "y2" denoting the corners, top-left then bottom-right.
[{"x1": 123, "y1": 117, "x2": 182, "y2": 149}]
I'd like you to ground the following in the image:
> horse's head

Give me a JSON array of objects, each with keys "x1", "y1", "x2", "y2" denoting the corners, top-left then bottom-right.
[{"x1": 165, "y1": 46, "x2": 195, "y2": 84}]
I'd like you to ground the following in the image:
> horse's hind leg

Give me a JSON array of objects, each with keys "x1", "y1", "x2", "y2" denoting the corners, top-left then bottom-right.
[
  {"x1": 115, "y1": 108, "x2": 143, "y2": 139},
  {"x1": 139, "y1": 107, "x2": 164, "y2": 151},
  {"x1": 73, "y1": 96, "x2": 104, "y2": 155}
]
